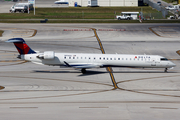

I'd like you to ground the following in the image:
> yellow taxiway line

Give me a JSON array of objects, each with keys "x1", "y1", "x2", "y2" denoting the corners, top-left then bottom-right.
[{"x1": 92, "y1": 28, "x2": 118, "y2": 89}]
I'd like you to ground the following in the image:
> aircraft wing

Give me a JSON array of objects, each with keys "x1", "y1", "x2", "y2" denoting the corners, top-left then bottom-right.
[{"x1": 64, "y1": 61, "x2": 102, "y2": 68}]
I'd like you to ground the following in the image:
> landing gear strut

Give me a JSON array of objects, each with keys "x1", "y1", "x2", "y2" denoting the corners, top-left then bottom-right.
[
  {"x1": 164, "y1": 68, "x2": 168, "y2": 73},
  {"x1": 81, "y1": 68, "x2": 86, "y2": 74}
]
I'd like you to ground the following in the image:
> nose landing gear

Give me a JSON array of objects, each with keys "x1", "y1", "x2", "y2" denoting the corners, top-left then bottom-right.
[{"x1": 164, "y1": 68, "x2": 168, "y2": 72}]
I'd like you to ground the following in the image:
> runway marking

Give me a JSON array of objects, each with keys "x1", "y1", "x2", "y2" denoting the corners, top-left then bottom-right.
[
  {"x1": 79, "y1": 107, "x2": 109, "y2": 108},
  {"x1": 0, "y1": 89, "x2": 112, "y2": 101},
  {"x1": 1, "y1": 74, "x2": 180, "y2": 98},
  {"x1": 0, "y1": 74, "x2": 114, "y2": 100},
  {"x1": 0, "y1": 50, "x2": 17, "y2": 52},
  {"x1": 0, "y1": 60, "x2": 23, "y2": 62},
  {"x1": 0, "y1": 61, "x2": 27, "y2": 66},
  {"x1": 0, "y1": 75, "x2": 113, "y2": 87},
  {"x1": 31, "y1": 29, "x2": 37, "y2": 37},
  {"x1": 176, "y1": 50, "x2": 180, "y2": 56},
  {"x1": 91, "y1": 28, "x2": 105, "y2": 54},
  {"x1": 92, "y1": 28, "x2": 118, "y2": 89},
  {"x1": 118, "y1": 87, "x2": 180, "y2": 98},
  {"x1": 0, "y1": 28, "x2": 37, "y2": 38},
  {"x1": 149, "y1": 26, "x2": 180, "y2": 38},
  {"x1": 150, "y1": 107, "x2": 178, "y2": 109},
  {"x1": 117, "y1": 75, "x2": 180, "y2": 84},
  {"x1": 63, "y1": 29, "x2": 125, "y2": 31},
  {"x1": 0, "y1": 30, "x2": 4, "y2": 37},
  {"x1": 117, "y1": 75, "x2": 180, "y2": 98},
  {"x1": 169, "y1": 59, "x2": 180, "y2": 61},
  {"x1": 0, "y1": 86, "x2": 5, "y2": 90},
  {"x1": 37, "y1": 42, "x2": 100, "y2": 50},
  {"x1": 10, "y1": 107, "x2": 38, "y2": 109},
  {"x1": 1, "y1": 101, "x2": 180, "y2": 104},
  {"x1": 149, "y1": 27, "x2": 161, "y2": 37}
]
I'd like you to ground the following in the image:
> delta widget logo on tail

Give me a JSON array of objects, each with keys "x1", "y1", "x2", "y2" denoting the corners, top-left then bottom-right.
[{"x1": 6, "y1": 38, "x2": 36, "y2": 55}]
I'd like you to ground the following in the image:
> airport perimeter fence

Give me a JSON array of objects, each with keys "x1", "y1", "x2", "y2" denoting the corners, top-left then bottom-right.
[
  {"x1": 143, "y1": 12, "x2": 163, "y2": 19},
  {"x1": 143, "y1": 0, "x2": 168, "y2": 18}
]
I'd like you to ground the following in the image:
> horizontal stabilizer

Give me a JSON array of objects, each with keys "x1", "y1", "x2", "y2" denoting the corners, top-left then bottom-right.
[{"x1": 6, "y1": 38, "x2": 25, "y2": 43}]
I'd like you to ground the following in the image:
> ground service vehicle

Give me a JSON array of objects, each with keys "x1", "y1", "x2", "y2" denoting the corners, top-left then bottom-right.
[
  {"x1": 116, "y1": 15, "x2": 132, "y2": 20},
  {"x1": 116, "y1": 12, "x2": 139, "y2": 20},
  {"x1": 157, "y1": 1, "x2": 161, "y2": 6},
  {"x1": 10, "y1": 3, "x2": 33, "y2": 13}
]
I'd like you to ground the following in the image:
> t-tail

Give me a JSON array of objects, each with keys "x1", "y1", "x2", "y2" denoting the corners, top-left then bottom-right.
[{"x1": 6, "y1": 38, "x2": 36, "y2": 55}]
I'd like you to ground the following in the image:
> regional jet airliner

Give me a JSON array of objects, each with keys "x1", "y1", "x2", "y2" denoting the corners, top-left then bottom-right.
[{"x1": 7, "y1": 38, "x2": 176, "y2": 74}]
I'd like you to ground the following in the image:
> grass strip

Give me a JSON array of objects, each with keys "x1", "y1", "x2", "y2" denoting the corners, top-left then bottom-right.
[
  {"x1": 0, "y1": 7, "x2": 161, "y2": 20},
  {"x1": 0, "y1": 19, "x2": 180, "y2": 23}
]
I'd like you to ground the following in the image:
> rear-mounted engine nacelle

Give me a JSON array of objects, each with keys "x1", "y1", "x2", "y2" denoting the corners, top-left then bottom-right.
[{"x1": 37, "y1": 51, "x2": 55, "y2": 60}]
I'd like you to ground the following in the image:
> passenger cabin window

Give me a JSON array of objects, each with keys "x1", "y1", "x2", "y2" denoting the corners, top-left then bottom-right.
[
  {"x1": 118, "y1": 58, "x2": 120, "y2": 60},
  {"x1": 161, "y1": 58, "x2": 168, "y2": 61}
]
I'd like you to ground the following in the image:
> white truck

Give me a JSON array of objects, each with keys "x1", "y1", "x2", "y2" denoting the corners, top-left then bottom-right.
[
  {"x1": 116, "y1": 12, "x2": 139, "y2": 20},
  {"x1": 10, "y1": 3, "x2": 33, "y2": 13},
  {"x1": 116, "y1": 15, "x2": 132, "y2": 20},
  {"x1": 165, "y1": 5, "x2": 180, "y2": 10}
]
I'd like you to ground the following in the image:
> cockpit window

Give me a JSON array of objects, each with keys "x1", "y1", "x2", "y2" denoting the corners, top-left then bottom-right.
[{"x1": 161, "y1": 58, "x2": 168, "y2": 61}]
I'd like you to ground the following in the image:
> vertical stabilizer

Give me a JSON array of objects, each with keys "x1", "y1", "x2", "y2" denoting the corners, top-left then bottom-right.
[{"x1": 6, "y1": 38, "x2": 36, "y2": 55}]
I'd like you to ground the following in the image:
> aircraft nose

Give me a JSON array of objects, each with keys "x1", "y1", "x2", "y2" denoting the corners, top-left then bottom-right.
[{"x1": 169, "y1": 61, "x2": 176, "y2": 67}]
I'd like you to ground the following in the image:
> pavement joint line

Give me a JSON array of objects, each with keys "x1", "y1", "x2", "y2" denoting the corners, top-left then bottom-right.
[
  {"x1": 91, "y1": 28, "x2": 118, "y2": 89},
  {"x1": 0, "y1": 60, "x2": 23, "y2": 62},
  {"x1": 9, "y1": 107, "x2": 38, "y2": 109},
  {"x1": 0, "y1": 61, "x2": 27, "y2": 66}
]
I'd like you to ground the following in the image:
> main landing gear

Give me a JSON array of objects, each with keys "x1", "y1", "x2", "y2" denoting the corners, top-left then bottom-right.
[
  {"x1": 164, "y1": 68, "x2": 168, "y2": 73},
  {"x1": 81, "y1": 68, "x2": 86, "y2": 74}
]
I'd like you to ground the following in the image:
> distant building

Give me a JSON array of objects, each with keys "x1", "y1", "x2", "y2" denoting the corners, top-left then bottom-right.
[{"x1": 69, "y1": 0, "x2": 138, "y2": 7}]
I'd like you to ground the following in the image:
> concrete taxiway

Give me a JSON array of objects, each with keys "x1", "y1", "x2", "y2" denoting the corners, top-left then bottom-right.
[{"x1": 0, "y1": 23, "x2": 180, "y2": 120}]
